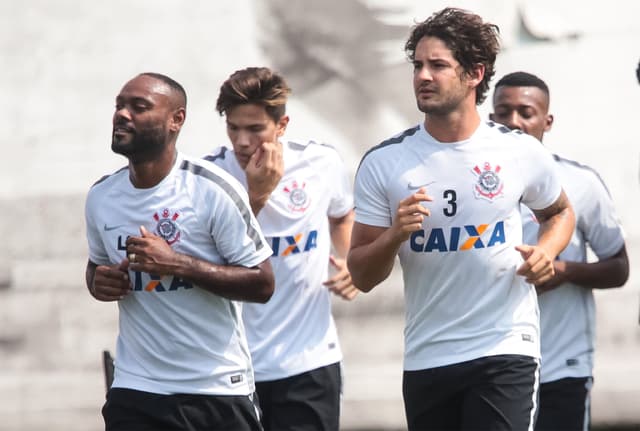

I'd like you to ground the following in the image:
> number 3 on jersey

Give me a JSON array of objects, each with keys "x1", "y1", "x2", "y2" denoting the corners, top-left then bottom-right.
[{"x1": 443, "y1": 189, "x2": 456, "y2": 217}]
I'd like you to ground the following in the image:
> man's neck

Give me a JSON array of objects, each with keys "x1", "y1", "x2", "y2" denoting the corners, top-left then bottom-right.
[
  {"x1": 424, "y1": 103, "x2": 481, "y2": 143},
  {"x1": 128, "y1": 146, "x2": 177, "y2": 189}
]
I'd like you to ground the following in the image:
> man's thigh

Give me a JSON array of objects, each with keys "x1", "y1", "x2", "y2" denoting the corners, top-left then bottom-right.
[
  {"x1": 403, "y1": 355, "x2": 539, "y2": 431},
  {"x1": 256, "y1": 362, "x2": 341, "y2": 431},
  {"x1": 103, "y1": 387, "x2": 262, "y2": 431},
  {"x1": 403, "y1": 365, "x2": 464, "y2": 431},
  {"x1": 535, "y1": 377, "x2": 592, "y2": 431},
  {"x1": 461, "y1": 355, "x2": 539, "y2": 431}
]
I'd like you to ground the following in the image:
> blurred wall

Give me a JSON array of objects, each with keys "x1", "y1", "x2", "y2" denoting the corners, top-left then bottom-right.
[{"x1": 1, "y1": 1, "x2": 639, "y2": 429}]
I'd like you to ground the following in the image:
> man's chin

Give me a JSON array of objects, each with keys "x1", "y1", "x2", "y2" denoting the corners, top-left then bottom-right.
[
  {"x1": 235, "y1": 156, "x2": 250, "y2": 170},
  {"x1": 111, "y1": 141, "x2": 134, "y2": 156}
]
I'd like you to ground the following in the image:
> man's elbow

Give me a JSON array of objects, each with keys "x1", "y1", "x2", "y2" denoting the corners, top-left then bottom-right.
[
  {"x1": 253, "y1": 279, "x2": 275, "y2": 303},
  {"x1": 355, "y1": 282, "x2": 375, "y2": 293},
  {"x1": 347, "y1": 259, "x2": 376, "y2": 293},
  {"x1": 614, "y1": 263, "x2": 630, "y2": 288},
  {"x1": 612, "y1": 246, "x2": 630, "y2": 288},
  {"x1": 250, "y1": 261, "x2": 275, "y2": 303}
]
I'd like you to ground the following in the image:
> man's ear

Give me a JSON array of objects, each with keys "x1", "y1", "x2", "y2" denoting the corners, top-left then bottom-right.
[
  {"x1": 169, "y1": 108, "x2": 186, "y2": 133},
  {"x1": 468, "y1": 63, "x2": 485, "y2": 89},
  {"x1": 544, "y1": 114, "x2": 554, "y2": 133},
  {"x1": 276, "y1": 115, "x2": 290, "y2": 138}
]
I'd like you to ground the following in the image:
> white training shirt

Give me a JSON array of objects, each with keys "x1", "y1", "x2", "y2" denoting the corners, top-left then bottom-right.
[
  {"x1": 354, "y1": 121, "x2": 562, "y2": 371},
  {"x1": 521, "y1": 155, "x2": 625, "y2": 383},
  {"x1": 207, "y1": 140, "x2": 353, "y2": 381},
  {"x1": 85, "y1": 152, "x2": 272, "y2": 395}
]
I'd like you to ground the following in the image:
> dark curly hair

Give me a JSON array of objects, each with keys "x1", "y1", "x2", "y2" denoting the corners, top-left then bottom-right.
[
  {"x1": 405, "y1": 7, "x2": 500, "y2": 105},
  {"x1": 216, "y1": 67, "x2": 291, "y2": 122}
]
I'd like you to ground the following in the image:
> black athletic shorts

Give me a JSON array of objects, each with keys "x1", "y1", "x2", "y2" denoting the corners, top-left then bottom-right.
[
  {"x1": 403, "y1": 354, "x2": 539, "y2": 431},
  {"x1": 102, "y1": 387, "x2": 262, "y2": 431},
  {"x1": 535, "y1": 376, "x2": 593, "y2": 431},
  {"x1": 255, "y1": 362, "x2": 341, "y2": 431}
]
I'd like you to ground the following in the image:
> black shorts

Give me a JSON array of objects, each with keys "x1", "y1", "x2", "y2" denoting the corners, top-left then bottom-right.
[
  {"x1": 102, "y1": 387, "x2": 262, "y2": 431},
  {"x1": 255, "y1": 362, "x2": 341, "y2": 431},
  {"x1": 403, "y1": 354, "x2": 539, "y2": 431},
  {"x1": 535, "y1": 376, "x2": 593, "y2": 431}
]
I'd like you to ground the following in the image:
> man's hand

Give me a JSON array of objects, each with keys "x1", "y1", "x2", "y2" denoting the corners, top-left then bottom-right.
[
  {"x1": 91, "y1": 260, "x2": 132, "y2": 301},
  {"x1": 245, "y1": 141, "x2": 284, "y2": 215},
  {"x1": 515, "y1": 244, "x2": 555, "y2": 285},
  {"x1": 535, "y1": 260, "x2": 567, "y2": 294},
  {"x1": 126, "y1": 226, "x2": 179, "y2": 276},
  {"x1": 324, "y1": 255, "x2": 358, "y2": 300},
  {"x1": 390, "y1": 187, "x2": 432, "y2": 243}
]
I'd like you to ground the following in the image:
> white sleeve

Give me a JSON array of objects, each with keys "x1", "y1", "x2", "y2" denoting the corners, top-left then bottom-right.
[
  {"x1": 576, "y1": 169, "x2": 626, "y2": 259},
  {"x1": 194, "y1": 171, "x2": 272, "y2": 268},
  {"x1": 353, "y1": 153, "x2": 393, "y2": 227},
  {"x1": 85, "y1": 189, "x2": 111, "y2": 265},
  {"x1": 327, "y1": 149, "x2": 354, "y2": 218},
  {"x1": 519, "y1": 137, "x2": 562, "y2": 211}
]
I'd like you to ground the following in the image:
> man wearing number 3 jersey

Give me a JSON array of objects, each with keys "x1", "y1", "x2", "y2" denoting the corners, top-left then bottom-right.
[{"x1": 347, "y1": 8, "x2": 576, "y2": 431}]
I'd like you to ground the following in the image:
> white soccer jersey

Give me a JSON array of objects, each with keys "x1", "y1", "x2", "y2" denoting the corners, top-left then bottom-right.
[
  {"x1": 521, "y1": 155, "x2": 625, "y2": 383},
  {"x1": 207, "y1": 139, "x2": 353, "y2": 381},
  {"x1": 85, "y1": 152, "x2": 272, "y2": 395},
  {"x1": 354, "y1": 121, "x2": 563, "y2": 371}
]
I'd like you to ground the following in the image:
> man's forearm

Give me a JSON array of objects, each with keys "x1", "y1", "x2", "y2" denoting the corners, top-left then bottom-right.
[
  {"x1": 85, "y1": 260, "x2": 97, "y2": 296},
  {"x1": 558, "y1": 247, "x2": 629, "y2": 289},
  {"x1": 347, "y1": 230, "x2": 402, "y2": 292},
  {"x1": 167, "y1": 253, "x2": 274, "y2": 303},
  {"x1": 329, "y1": 211, "x2": 355, "y2": 258}
]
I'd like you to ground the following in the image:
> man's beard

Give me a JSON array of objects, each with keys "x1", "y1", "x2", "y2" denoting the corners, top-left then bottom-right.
[
  {"x1": 416, "y1": 79, "x2": 470, "y2": 116},
  {"x1": 111, "y1": 125, "x2": 168, "y2": 162},
  {"x1": 417, "y1": 90, "x2": 466, "y2": 116}
]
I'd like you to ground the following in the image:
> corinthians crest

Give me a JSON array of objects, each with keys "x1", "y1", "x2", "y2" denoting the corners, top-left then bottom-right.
[
  {"x1": 472, "y1": 162, "x2": 504, "y2": 201},
  {"x1": 153, "y1": 208, "x2": 181, "y2": 245},
  {"x1": 283, "y1": 180, "x2": 310, "y2": 212}
]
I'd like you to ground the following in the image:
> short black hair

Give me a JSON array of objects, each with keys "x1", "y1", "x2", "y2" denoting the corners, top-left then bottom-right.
[
  {"x1": 139, "y1": 72, "x2": 187, "y2": 108},
  {"x1": 494, "y1": 71, "x2": 549, "y2": 97}
]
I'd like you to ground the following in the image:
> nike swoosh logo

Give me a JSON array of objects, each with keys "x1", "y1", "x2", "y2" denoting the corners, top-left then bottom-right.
[
  {"x1": 407, "y1": 181, "x2": 436, "y2": 190},
  {"x1": 103, "y1": 224, "x2": 126, "y2": 231}
]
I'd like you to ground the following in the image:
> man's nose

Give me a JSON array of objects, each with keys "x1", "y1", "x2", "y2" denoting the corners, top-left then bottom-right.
[
  {"x1": 505, "y1": 112, "x2": 522, "y2": 130},
  {"x1": 416, "y1": 65, "x2": 432, "y2": 81},
  {"x1": 114, "y1": 106, "x2": 132, "y2": 122},
  {"x1": 236, "y1": 131, "x2": 252, "y2": 147}
]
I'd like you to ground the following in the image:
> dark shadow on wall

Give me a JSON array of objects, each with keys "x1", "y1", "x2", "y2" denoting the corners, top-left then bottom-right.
[{"x1": 254, "y1": 0, "x2": 419, "y2": 154}]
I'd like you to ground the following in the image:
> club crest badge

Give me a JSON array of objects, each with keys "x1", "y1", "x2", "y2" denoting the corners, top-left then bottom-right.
[
  {"x1": 472, "y1": 162, "x2": 504, "y2": 201},
  {"x1": 153, "y1": 208, "x2": 181, "y2": 245},
  {"x1": 283, "y1": 180, "x2": 310, "y2": 213}
]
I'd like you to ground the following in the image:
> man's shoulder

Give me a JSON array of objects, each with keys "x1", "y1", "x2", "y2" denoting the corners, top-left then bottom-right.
[
  {"x1": 359, "y1": 125, "x2": 421, "y2": 165},
  {"x1": 286, "y1": 138, "x2": 338, "y2": 156},
  {"x1": 484, "y1": 121, "x2": 537, "y2": 145},
  {"x1": 203, "y1": 146, "x2": 231, "y2": 165},
  {"x1": 178, "y1": 153, "x2": 245, "y2": 192},
  {"x1": 88, "y1": 166, "x2": 128, "y2": 192},
  {"x1": 554, "y1": 154, "x2": 600, "y2": 176},
  {"x1": 554, "y1": 154, "x2": 611, "y2": 196}
]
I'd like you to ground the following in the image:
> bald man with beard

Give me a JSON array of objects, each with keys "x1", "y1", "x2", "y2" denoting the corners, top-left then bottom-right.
[{"x1": 85, "y1": 73, "x2": 274, "y2": 430}]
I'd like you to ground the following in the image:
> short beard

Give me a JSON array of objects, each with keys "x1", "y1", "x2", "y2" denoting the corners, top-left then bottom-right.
[
  {"x1": 112, "y1": 126, "x2": 168, "y2": 162},
  {"x1": 417, "y1": 99, "x2": 459, "y2": 116}
]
